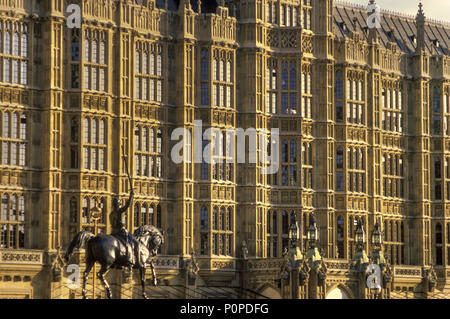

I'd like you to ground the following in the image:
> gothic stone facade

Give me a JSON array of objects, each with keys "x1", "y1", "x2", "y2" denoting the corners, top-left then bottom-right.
[{"x1": 0, "y1": 0, "x2": 449, "y2": 299}]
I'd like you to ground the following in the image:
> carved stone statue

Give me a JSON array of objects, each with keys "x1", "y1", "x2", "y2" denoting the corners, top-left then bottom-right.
[
  {"x1": 381, "y1": 263, "x2": 392, "y2": 287},
  {"x1": 280, "y1": 251, "x2": 290, "y2": 281},
  {"x1": 51, "y1": 247, "x2": 65, "y2": 282},
  {"x1": 298, "y1": 260, "x2": 310, "y2": 286},
  {"x1": 317, "y1": 260, "x2": 328, "y2": 286},
  {"x1": 423, "y1": 266, "x2": 437, "y2": 292},
  {"x1": 241, "y1": 240, "x2": 249, "y2": 260},
  {"x1": 186, "y1": 251, "x2": 200, "y2": 285}
]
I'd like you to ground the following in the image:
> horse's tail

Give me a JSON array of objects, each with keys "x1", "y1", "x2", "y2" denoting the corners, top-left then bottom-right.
[{"x1": 64, "y1": 230, "x2": 95, "y2": 263}]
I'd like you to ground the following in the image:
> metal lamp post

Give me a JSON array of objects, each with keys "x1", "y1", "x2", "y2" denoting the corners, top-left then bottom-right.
[
  {"x1": 305, "y1": 213, "x2": 327, "y2": 299},
  {"x1": 354, "y1": 218, "x2": 370, "y2": 271},
  {"x1": 89, "y1": 201, "x2": 102, "y2": 299},
  {"x1": 371, "y1": 221, "x2": 385, "y2": 265},
  {"x1": 307, "y1": 217, "x2": 318, "y2": 249},
  {"x1": 288, "y1": 217, "x2": 302, "y2": 299}
]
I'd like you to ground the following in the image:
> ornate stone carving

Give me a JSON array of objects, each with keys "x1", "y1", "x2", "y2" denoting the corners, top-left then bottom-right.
[{"x1": 0, "y1": 250, "x2": 43, "y2": 265}]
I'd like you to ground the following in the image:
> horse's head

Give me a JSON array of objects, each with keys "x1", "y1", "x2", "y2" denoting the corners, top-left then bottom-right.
[
  {"x1": 134, "y1": 225, "x2": 164, "y2": 256},
  {"x1": 148, "y1": 228, "x2": 165, "y2": 256}
]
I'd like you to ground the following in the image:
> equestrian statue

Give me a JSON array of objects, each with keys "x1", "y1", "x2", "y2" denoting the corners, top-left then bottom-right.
[{"x1": 65, "y1": 147, "x2": 164, "y2": 299}]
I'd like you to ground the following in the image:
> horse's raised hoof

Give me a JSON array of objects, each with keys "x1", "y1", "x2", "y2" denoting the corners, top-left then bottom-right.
[{"x1": 153, "y1": 278, "x2": 158, "y2": 286}]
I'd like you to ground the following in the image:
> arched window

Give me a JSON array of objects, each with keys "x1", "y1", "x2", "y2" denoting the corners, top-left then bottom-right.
[
  {"x1": 156, "y1": 129, "x2": 162, "y2": 153},
  {"x1": 201, "y1": 50, "x2": 209, "y2": 80},
  {"x1": 100, "y1": 42, "x2": 105, "y2": 64},
  {"x1": 272, "y1": 211, "x2": 277, "y2": 234},
  {"x1": 335, "y1": 71, "x2": 343, "y2": 99},
  {"x1": 134, "y1": 126, "x2": 141, "y2": 151},
  {"x1": 92, "y1": 41, "x2": 98, "y2": 63},
  {"x1": 436, "y1": 182, "x2": 442, "y2": 200},
  {"x1": 3, "y1": 112, "x2": 9, "y2": 137},
  {"x1": 393, "y1": 221, "x2": 397, "y2": 242},
  {"x1": 281, "y1": 63, "x2": 288, "y2": 90},
  {"x1": 200, "y1": 207, "x2": 208, "y2": 231},
  {"x1": 18, "y1": 195, "x2": 24, "y2": 222},
  {"x1": 4, "y1": 32, "x2": 10, "y2": 54},
  {"x1": 220, "y1": 207, "x2": 225, "y2": 231},
  {"x1": 148, "y1": 205, "x2": 154, "y2": 225},
  {"x1": 213, "y1": 207, "x2": 218, "y2": 230},
  {"x1": 83, "y1": 118, "x2": 89, "y2": 143},
  {"x1": 100, "y1": 198, "x2": 106, "y2": 224},
  {"x1": 157, "y1": 53, "x2": 162, "y2": 77},
  {"x1": 142, "y1": 204, "x2": 148, "y2": 226},
  {"x1": 434, "y1": 87, "x2": 441, "y2": 112},
  {"x1": 226, "y1": 61, "x2": 231, "y2": 82},
  {"x1": 12, "y1": 60, "x2": 18, "y2": 84},
  {"x1": 290, "y1": 140, "x2": 297, "y2": 162},
  {"x1": 156, "y1": 204, "x2": 161, "y2": 235},
  {"x1": 11, "y1": 113, "x2": 17, "y2": 139},
  {"x1": 91, "y1": 118, "x2": 98, "y2": 144},
  {"x1": 134, "y1": 204, "x2": 140, "y2": 227},
  {"x1": 227, "y1": 207, "x2": 232, "y2": 231},
  {"x1": 21, "y1": 34, "x2": 27, "y2": 57},
  {"x1": 282, "y1": 211, "x2": 288, "y2": 234},
  {"x1": 358, "y1": 149, "x2": 363, "y2": 170},
  {"x1": 389, "y1": 221, "x2": 393, "y2": 242},
  {"x1": 289, "y1": 63, "x2": 296, "y2": 90},
  {"x1": 149, "y1": 128, "x2": 154, "y2": 152},
  {"x1": 348, "y1": 216, "x2": 353, "y2": 237},
  {"x1": 99, "y1": 119, "x2": 105, "y2": 145},
  {"x1": 436, "y1": 223, "x2": 442, "y2": 244},
  {"x1": 82, "y1": 198, "x2": 88, "y2": 223},
  {"x1": 337, "y1": 216, "x2": 344, "y2": 239},
  {"x1": 84, "y1": 39, "x2": 89, "y2": 62},
  {"x1": 135, "y1": 51, "x2": 141, "y2": 73},
  {"x1": 150, "y1": 53, "x2": 155, "y2": 75},
  {"x1": 3, "y1": 58, "x2": 10, "y2": 82},
  {"x1": 436, "y1": 223, "x2": 443, "y2": 265},
  {"x1": 282, "y1": 140, "x2": 288, "y2": 162},
  {"x1": 1, "y1": 195, "x2": 8, "y2": 220},
  {"x1": 337, "y1": 215, "x2": 345, "y2": 258},
  {"x1": 12, "y1": 33, "x2": 19, "y2": 55},
  {"x1": 308, "y1": 144, "x2": 312, "y2": 164},
  {"x1": 400, "y1": 222, "x2": 404, "y2": 242},
  {"x1": 435, "y1": 157, "x2": 441, "y2": 179},
  {"x1": 336, "y1": 147, "x2": 343, "y2": 169}
]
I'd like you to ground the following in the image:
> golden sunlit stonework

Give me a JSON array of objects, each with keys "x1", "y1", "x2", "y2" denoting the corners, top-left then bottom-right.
[{"x1": 0, "y1": 0, "x2": 449, "y2": 299}]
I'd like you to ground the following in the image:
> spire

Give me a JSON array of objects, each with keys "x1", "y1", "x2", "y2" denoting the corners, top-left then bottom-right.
[
  {"x1": 417, "y1": 0, "x2": 424, "y2": 19},
  {"x1": 415, "y1": 0, "x2": 425, "y2": 53},
  {"x1": 198, "y1": 0, "x2": 202, "y2": 14}
]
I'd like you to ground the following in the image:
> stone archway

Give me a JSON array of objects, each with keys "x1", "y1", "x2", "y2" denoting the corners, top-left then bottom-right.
[
  {"x1": 325, "y1": 286, "x2": 352, "y2": 299},
  {"x1": 258, "y1": 286, "x2": 282, "y2": 299}
]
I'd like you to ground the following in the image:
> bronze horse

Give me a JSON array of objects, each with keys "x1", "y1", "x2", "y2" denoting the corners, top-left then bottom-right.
[{"x1": 65, "y1": 225, "x2": 164, "y2": 299}]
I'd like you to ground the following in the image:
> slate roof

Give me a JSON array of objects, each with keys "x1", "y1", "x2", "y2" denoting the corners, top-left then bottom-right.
[
  {"x1": 152, "y1": 0, "x2": 449, "y2": 55},
  {"x1": 334, "y1": 1, "x2": 450, "y2": 55},
  {"x1": 156, "y1": 0, "x2": 219, "y2": 13}
]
